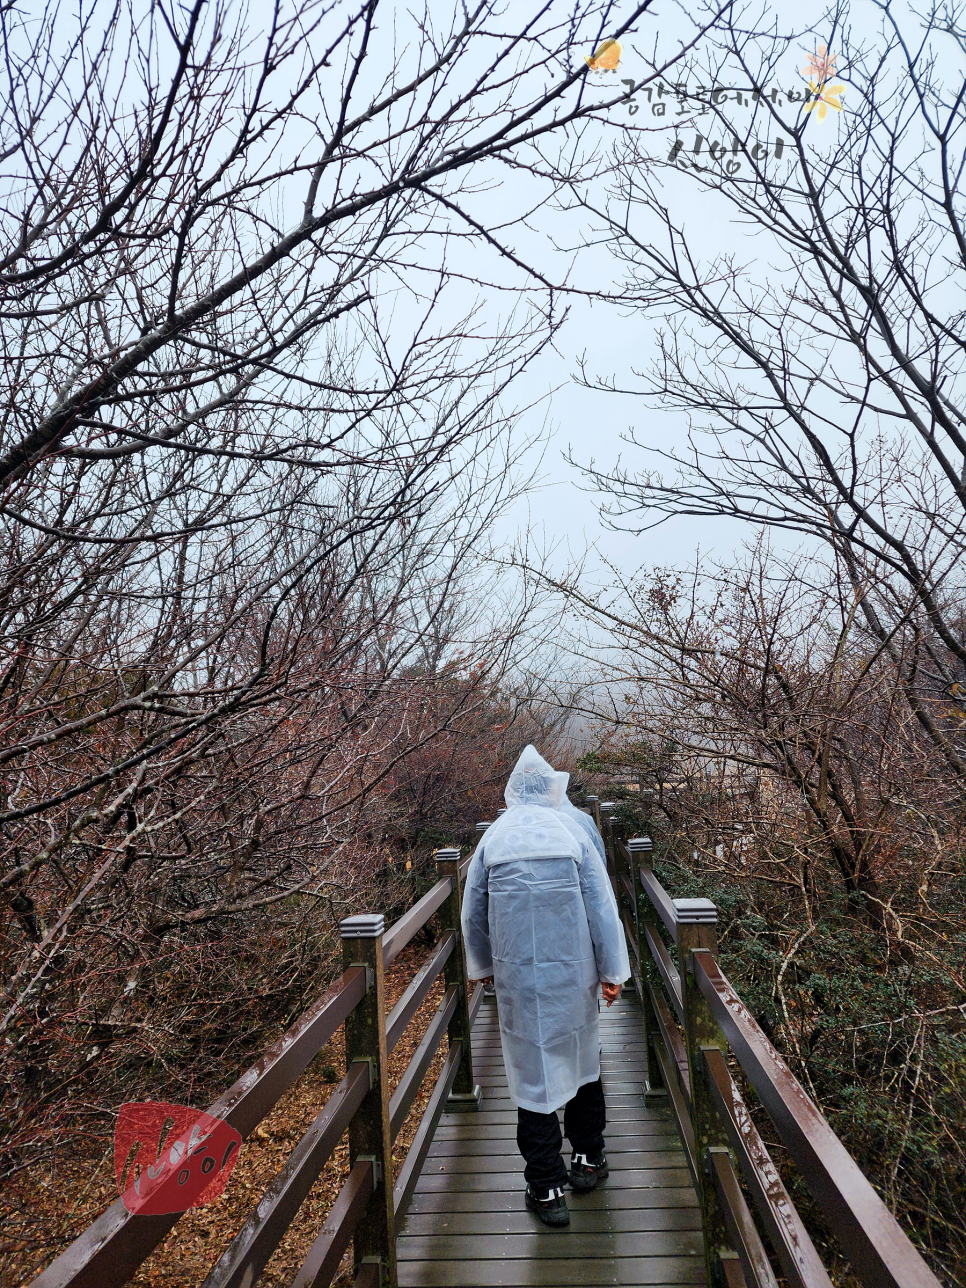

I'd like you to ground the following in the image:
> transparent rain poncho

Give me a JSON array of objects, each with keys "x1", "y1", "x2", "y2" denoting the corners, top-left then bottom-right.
[
  {"x1": 553, "y1": 771, "x2": 607, "y2": 863},
  {"x1": 462, "y1": 746, "x2": 630, "y2": 1113}
]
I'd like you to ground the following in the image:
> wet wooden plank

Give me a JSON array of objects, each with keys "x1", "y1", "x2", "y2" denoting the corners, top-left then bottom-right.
[
  {"x1": 397, "y1": 1257, "x2": 705, "y2": 1285},
  {"x1": 476, "y1": 1074, "x2": 647, "y2": 1086},
  {"x1": 427, "y1": 1133, "x2": 683, "y2": 1154},
  {"x1": 432, "y1": 1108, "x2": 669, "y2": 1129},
  {"x1": 473, "y1": 1052, "x2": 647, "y2": 1064},
  {"x1": 417, "y1": 1151, "x2": 686, "y2": 1173},
  {"x1": 432, "y1": 1121, "x2": 679, "y2": 1140},
  {"x1": 397, "y1": 1231, "x2": 705, "y2": 1259},
  {"x1": 400, "y1": 1209, "x2": 702, "y2": 1235},
  {"x1": 471, "y1": 1095, "x2": 652, "y2": 1111},
  {"x1": 396, "y1": 993, "x2": 705, "y2": 1287},
  {"x1": 404, "y1": 1188, "x2": 700, "y2": 1215},
  {"x1": 412, "y1": 1169, "x2": 695, "y2": 1192},
  {"x1": 427, "y1": 1132, "x2": 680, "y2": 1150},
  {"x1": 425, "y1": 1142, "x2": 684, "y2": 1162}
]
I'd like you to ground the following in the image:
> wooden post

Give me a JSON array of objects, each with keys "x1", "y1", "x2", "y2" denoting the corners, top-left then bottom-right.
[
  {"x1": 626, "y1": 836, "x2": 650, "y2": 939},
  {"x1": 340, "y1": 914, "x2": 397, "y2": 1288},
  {"x1": 434, "y1": 848, "x2": 481, "y2": 1111},
  {"x1": 627, "y1": 836, "x2": 666, "y2": 1098},
  {"x1": 599, "y1": 801, "x2": 618, "y2": 897},
  {"x1": 676, "y1": 899, "x2": 733, "y2": 1288},
  {"x1": 586, "y1": 794, "x2": 601, "y2": 833}
]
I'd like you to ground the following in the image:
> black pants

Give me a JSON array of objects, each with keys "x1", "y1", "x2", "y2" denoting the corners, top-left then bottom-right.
[{"x1": 516, "y1": 1077, "x2": 606, "y2": 1191}]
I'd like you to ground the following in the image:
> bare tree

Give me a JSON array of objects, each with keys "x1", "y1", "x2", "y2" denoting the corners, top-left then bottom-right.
[
  {"x1": 521, "y1": 7, "x2": 966, "y2": 1272},
  {"x1": 3, "y1": 0, "x2": 735, "y2": 1235},
  {"x1": 569, "y1": 0, "x2": 966, "y2": 778},
  {"x1": 546, "y1": 542, "x2": 966, "y2": 1281}
]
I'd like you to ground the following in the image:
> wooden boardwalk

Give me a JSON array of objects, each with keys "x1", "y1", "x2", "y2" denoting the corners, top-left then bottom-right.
[{"x1": 396, "y1": 990, "x2": 705, "y2": 1287}]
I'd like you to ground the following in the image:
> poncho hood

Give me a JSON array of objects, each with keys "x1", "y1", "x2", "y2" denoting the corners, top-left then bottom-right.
[
  {"x1": 503, "y1": 745, "x2": 567, "y2": 809},
  {"x1": 480, "y1": 745, "x2": 579, "y2": 867}
]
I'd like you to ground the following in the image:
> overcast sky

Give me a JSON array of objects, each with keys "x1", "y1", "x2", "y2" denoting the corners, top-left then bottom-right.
[{"x1": 482, "y1": 0, "x2": 816, "y2": 583}]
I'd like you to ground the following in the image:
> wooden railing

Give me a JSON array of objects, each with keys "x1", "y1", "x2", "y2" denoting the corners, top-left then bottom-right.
[
  {"x1": 31, "y1": 848, "x2": 481, "y2": 1288},
  {"x1": 596, "y1": 812, "x2": 944, "y2": 1288}
]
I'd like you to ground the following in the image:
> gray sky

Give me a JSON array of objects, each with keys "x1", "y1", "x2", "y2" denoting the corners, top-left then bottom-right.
[{"x1": 482, "y1": 0, "x2": 821, "y2": 583}]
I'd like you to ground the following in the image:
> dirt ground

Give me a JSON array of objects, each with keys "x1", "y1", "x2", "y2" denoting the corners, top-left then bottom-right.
[{"x1": 2, "y1": 940, "x2": 449, "y2": 1287}]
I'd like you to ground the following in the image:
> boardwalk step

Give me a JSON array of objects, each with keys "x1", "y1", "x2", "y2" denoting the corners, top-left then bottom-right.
[
  {"x1": 396, "y1": 996, "x2": 706, "y2": 1286},
  {"x1": 412, "y1": 1168, "x2": 695, "y2": 1192},
  {"x1": 397, "y1": 1230, "x2": 705, "y2": 1258},
  {"x1": 421, "y1": 1150, "x2": 686, "y2": 1172},
  {"x1": 401, "y1": 1209, "x2": 701, "y2": 1234},
  {"x1": 404, "y1": 1187, "x2": 700, "y2": 1214},
  {"x1": 431, "y1": 1122, "x2": 679, "y2": 1140},
  {"x1": 397, "y1": 1257, "x2": 705, "y2": 1285}
]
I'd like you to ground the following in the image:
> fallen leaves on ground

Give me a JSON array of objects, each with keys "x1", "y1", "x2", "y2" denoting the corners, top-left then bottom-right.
[{"x1": 2, "y1": 939, "x2": 451, "y2": 1288}]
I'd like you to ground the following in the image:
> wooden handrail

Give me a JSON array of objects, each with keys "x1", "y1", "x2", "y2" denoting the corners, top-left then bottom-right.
[
  {"x1": 389, "y1": 985, "x2": 460, "y2": 1138},
  {"x1": 208, "y1": 966, "x2": 368, "y2": 1138},
  {"x1": 642, "y1": 922, "x2": 683, "y2": 1020},
  {"x1": 692, "y1": 951, "x2": 943, "y2": 1288},
  {"x1": 625, "y1": 847, "x2": 943, "y2": 1288},
  {"x1": 202, "y1": 1060, "x2": 371, "y2": 1288},
  {"x1": 31, "y1": 965, "x2": 368, "y2": 1288},
  {"x1": 385, "y1": 931, "x2": 455, "y2": 1053},
  {"x1": 638, "y1": 865, "x2": 680, "y2": 943},
  {"x1": 701, "y1": 1046, "x2": 831, "y2": 1288},
  {"x1": 392, "y1": 1040, "x2": 464, "y2": 1220},
  {"x1": 652, "y1": 1032, "x2": 697, "y2": 1183},
  {"x1": 351, "y1": 1262, "x2": 380, "y2": 1288},
  {"x1": 468, "y1": 980, "x2": 485, "y2": 1027},
  {"x1": 32, "y1": 842, "x2": 479, "y2": 1288},
  {"x1": 709, "y1": 1147, "x2": 781, "y2": 1288},
  {"x1": 620, "y1": 908, "x2": 641, "y2": 962},
  {"x1": 382, "y1": 876, "x2": 453, "y2": 965},
  {"x1": 646, "y1": 974, "x2": 690, "y2": 1099},
  {"x1": 289, "y1": 1160, "x2": 375, "y2": 1288}
]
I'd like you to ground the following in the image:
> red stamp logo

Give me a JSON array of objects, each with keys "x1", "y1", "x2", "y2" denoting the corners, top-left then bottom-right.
[{"x1": 114, "y1": 1102, "x2": 242, "y2": 1215}]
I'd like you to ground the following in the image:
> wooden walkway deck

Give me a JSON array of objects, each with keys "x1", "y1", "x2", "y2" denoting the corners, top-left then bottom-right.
[{"x1": 396, "y1": 991, "x2": 705, "y2": 1287}]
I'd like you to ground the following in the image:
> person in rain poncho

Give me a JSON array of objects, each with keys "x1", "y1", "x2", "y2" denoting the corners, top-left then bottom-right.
[
  {"x1": 556, "y1": 775, "x2": 607, "y2": 862},
  {"x1": 461, "y1": 747, "x2": 630, "y2": 1227}
]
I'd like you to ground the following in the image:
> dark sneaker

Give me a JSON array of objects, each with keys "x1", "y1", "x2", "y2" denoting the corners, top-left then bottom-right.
[
  {"x1": 525, "y1": 1184, "x2": 570, "y2": 1226},
  {"x1": 569, "y1": 1151, "x2": 609, "y2": 1191}
]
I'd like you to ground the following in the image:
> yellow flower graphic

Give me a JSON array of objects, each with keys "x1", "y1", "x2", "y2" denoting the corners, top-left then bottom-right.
[
  {"x1": 804, "y1": 78, "x2": 845, "y2": 121},
  {"x1": 584, "y1": 38, "x2": 622, "y2": 72}
]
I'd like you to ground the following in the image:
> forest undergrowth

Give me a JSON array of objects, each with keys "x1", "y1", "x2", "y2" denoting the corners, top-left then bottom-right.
[{"x1": 599, "y1": 788, "x2": 966, "y2": 1288}]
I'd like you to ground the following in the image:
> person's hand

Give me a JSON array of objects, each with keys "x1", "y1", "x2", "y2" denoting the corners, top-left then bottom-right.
[
  {"x1": 600, "y1": 981, "x2": 621, "y2": 1007},
  {"x1": 470, "y1": 976, "x2": 493, "y2": 984}
]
